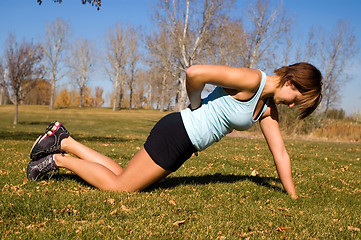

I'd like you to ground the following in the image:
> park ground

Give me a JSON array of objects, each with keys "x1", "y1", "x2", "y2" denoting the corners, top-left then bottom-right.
[{"x1": 0, "y1": 105, "x2": 360, "y2": 239}]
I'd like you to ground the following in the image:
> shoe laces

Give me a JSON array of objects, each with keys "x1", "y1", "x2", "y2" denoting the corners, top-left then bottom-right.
[
  {"x1": 48, "y1": 170, "x2": 57, "y2": 180},
  {"x1": 35, "y1": 155, "x2": 59, "y2": 178}
]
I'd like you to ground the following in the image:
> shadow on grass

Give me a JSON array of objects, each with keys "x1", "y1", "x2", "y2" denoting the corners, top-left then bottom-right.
[
  {"x1": 72, "y1": 136, "x2": 129, "y2": 143},
  {"x1": 47, "y1": 172, "x2": 284, "y2": 194},
  {"x1": 147, "y1": 173, "x2": 284, "y2": 193},
  {"x1": 18, "y1": 121, "x2": 53, "y2": 126},
  {"x1": 52, "y1": 173, "x2": 94, "y2": 188},
  {"x1": 0, "y1": 131, "x2": 129, "y2": 143},
  {"x1": 0, "y1": 131, "x2": 39, "y2": 141}
]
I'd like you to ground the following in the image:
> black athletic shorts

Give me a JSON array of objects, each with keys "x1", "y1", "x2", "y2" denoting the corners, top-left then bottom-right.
[{"x1": 144, "y1": 112, "x2": 196, "y2": 172}]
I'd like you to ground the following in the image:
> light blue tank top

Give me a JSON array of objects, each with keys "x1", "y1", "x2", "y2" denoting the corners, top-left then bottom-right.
[{"x1": 180, "y1": 70, "x2": 269, "y2": 151}]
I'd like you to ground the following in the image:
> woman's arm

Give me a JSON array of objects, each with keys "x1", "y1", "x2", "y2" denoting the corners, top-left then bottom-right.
[
  {"x1": 185, "y1": 65, "x2": 261, "y2": 110},
  {"x1": 259, "y1": 101, "x2": 298, "y2": 199}
]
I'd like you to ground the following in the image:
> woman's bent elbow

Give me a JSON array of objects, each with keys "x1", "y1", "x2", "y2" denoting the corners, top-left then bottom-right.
[{"x1": 186, "y1": 65, "x2": 200, "y2": 79}]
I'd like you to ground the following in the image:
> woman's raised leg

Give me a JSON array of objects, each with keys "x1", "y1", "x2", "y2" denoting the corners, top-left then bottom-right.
[
  {"x1": 29, "y1": 121, "x2": 171, "y2": 191},
  {"x1": 54, "y1": 147, "x2": 172, "y2": 192},
  {"x1": 60, "y1": 136, "x2": 123, "y2": 175}
]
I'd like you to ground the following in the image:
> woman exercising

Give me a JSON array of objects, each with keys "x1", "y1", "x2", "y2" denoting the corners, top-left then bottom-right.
[{"x1": 27, "y1": 62, "x2": 322, "y2": 199}]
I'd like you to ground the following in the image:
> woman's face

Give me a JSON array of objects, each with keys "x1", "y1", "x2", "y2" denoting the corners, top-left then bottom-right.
[{"x1": 274, "y1": 81, "x2": 303, "y2": 108}]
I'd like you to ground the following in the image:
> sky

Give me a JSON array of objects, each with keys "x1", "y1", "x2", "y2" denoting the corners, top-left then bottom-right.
[{"x1": 0, "y1": 0, "x2": 360, "y2": 115}]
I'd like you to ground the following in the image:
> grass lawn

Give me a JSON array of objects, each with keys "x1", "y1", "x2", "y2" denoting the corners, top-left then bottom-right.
[{"x1": 1, "y1": 105, "x2": 360, "y2": 239}]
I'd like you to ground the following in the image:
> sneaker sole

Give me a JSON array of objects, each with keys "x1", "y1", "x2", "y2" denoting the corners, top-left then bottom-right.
[{"x1": 29, "y1": 121, "x2": 61, "y2": 160}]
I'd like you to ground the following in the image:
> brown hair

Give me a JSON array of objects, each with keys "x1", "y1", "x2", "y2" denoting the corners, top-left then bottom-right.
[{"x1": 274, "y1": 62, "x2": 323, "y2": 119}]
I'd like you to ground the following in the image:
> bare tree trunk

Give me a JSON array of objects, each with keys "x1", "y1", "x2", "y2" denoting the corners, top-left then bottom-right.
[
  {"x1": 160, "y1": 73, "x2": 166, "y2": 112},
  {"x1": 49, "y1": 65, "x2": 57, "y2": 110},
  {"x1": 79, "y1": 86, "x2": 84, "y2": 108},
  {"x1": 148, "y1": 83, "x2": 153, "y2": 109},
  {"x1": 50, "y1": 79, "x2": 56, "y2": 109},
  {"x1": 129, "y1": 69, "x2": 135, "y2": 110},
  {"x1": 13, "y1": 99, "x2": 18, "y2": 125},
  {"x1": 0, "y1": 88, "x2": 4, "y2": 105},
  {"x1": 0, "y1": 69, "x2": 6, "y2": 105},
  {"x1": 112, "y1": 71, "x2": 122, "y2": 111},
  {"x1": 112, "y1": 78, "x2": 119, "y2": 111},
  {"x1": 178, "y1": 78, "x2": 187, "y2": 111},
  {"x1": 129, "y1": 83, "x2": 133, "y2": 109},
  {"x1": 118, "y1": 85, "x2": 123, "y2": 109}
]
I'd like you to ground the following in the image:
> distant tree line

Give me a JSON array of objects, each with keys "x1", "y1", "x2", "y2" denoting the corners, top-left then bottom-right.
[{"x1": 0, "y1": 0, "x2": 359, "y2": 124}]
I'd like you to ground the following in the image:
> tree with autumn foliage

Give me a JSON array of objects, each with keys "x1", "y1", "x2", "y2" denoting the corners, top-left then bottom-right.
[
  {"x1": 73, "y1": 87, "x2": 94, "y2": 107},
  {"x1": 54, "y1": 89, "x2": 72, "y2": 107},
  {"x1": 55, "y1": 86, "x2": 104, "y2": 108},
  {"x1": 23, "y1": 78, "x2": 51, "y2": 105}
]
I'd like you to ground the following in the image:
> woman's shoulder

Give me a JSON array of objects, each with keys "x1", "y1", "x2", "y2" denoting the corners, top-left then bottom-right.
[
  {"x1": 223, "y1": 68, "x2": 264, "y2": 100},
  {"x1": 239, "y1": 68, "x2": 263, "y2": 91}
]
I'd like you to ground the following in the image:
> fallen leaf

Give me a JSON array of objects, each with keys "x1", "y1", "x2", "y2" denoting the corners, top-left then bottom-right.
[
  {"x1": 341, "y1": 166, "x2": 349, "y2": 171},
  {"x1": 276, "y1": 226, "x2": 291, "y2": 232},
  {"x1": 339, "y1": 178, "x2": 349, "y2": 186},
  {"x1": 75, "y1": 226, "x2": 82, "y2": 233},
  {"x1": 173, "y1": 220, "x2": 186, "y2": 227},
  {"x1": 169, "y1": 200, "x2": 176, "y2": 206},
  {"x1": 106, "y1": 198, "x2": 115, "y2": 205},
  {"x1": 215, "y1": 236, "x2": 226, "y2": 240},
  {"x1": 22, "y1": 178, "x2": 28, "y2": 185},
  {"x1": 96, "y1": 220, "x2": 104, "y2": 225},
  {"x1": 239, "y1": 231, "x2": 257, "y2": 237},
  {"x1": 347, "y1": 226, "x2": 360, "y2": 232},
  {"x1": 251, "y1": 169, "x2": 258, "y2": 177},
  {"x1": 120, "y1": 205, "x2": 130, "y2": 211},
  {"x1": 0, "y1": 169, "x2": 9, "y2": 175},
  {"x1": 75, "y1": 220, "x2": 88, "y2": 224}
]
